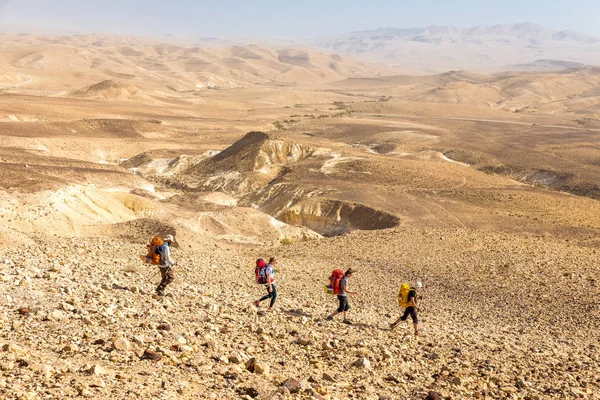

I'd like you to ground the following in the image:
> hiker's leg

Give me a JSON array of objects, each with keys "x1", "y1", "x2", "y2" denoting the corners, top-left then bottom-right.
[
  {"x1": 268, "y1": 285, "x2": 277, "y2": 308},
  {"x1": 329, "y1": 295, "x2": 344, "y2": 319},
  {"x1": 157, "y1": 268, "x2": 167, "y2": 292},
  {"x1": 400, "y1": 307, "x2": 412, "y2": 322},
  {"x1": 259, "y1": 285, "x2": 272, "y2": 302},
  {"x1": 410, "y1": 308, "x2": 419, "y2": 334},
  {"x1": 164, "y1": 267, "x2": 174, "y2": 287},
  {"x1": 337, "y1": 296, "x2": 347, "y2": 314}
]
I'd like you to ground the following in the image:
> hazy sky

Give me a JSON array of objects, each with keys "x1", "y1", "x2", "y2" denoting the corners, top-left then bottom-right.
[{"x1": 1, "y1": 0, "x2": 599, "y2": 38}]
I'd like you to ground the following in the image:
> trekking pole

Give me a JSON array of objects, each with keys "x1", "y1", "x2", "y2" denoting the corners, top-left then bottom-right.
[{"x1": 141, "y1": 267, "x2": 159, "y2": 283}]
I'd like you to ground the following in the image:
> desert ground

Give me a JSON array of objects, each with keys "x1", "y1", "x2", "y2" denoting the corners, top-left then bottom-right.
[{"x1": 0, "y1": 33, "x2": 599, "y2": 399}]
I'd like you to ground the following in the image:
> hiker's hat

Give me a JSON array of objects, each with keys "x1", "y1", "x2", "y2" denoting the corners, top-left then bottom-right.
[
  {"x1": 163, "y1": 235, "x2": 174, "y2": 242},
  {"x1": 415, "y1": 281, "x2": 423, "y2": 289}
]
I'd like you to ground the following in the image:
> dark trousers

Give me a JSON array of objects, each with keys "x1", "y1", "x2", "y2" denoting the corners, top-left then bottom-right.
[
  {"x1": 259, "y1": 284, "x2": 277, "y2": 307},
  {"x1": 401, "y1": 306, "x2": 418, "y2": 323},
  {"x1": 157, "y1": 267, "x2": 174, "y2": 291},
  {"x1": 337, "y1": 295, "x2": 349, "y2": 312}
]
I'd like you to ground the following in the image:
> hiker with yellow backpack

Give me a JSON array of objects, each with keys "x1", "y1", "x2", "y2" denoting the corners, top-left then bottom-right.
[{"x1": 391, "y1": 281, "x2": 423, "y2": 335}]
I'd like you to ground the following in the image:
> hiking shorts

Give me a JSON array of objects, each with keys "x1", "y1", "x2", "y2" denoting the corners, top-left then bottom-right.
[
  {"x1": 337, "y1": 295, "x2": 349, "y2": 312},
  {"x1": 401, "y1": 306, "x2": 418, "y2": 324}
]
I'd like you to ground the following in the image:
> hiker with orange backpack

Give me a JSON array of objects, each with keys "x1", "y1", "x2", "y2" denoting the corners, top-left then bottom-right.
[
  {"x1": 254, "y1": 257, "x2": 277, "y2": 311},
  {"x1": 141, "y1": 235, "x2": 177, "y2": 296},
  {"x1": 155, "y1": 235, "x2": 177, "y2": 296},
  {"x1": 326, "y1": 268, "x2": 357, "y2": 325},
  {"x1": 391, "y1": 281, "x2": 422, "y2": 335}
]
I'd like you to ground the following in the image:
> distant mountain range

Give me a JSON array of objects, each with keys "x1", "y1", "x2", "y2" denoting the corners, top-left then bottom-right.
[{"x1": 311, "y1": 23, "x2": 600, "y2": 73}]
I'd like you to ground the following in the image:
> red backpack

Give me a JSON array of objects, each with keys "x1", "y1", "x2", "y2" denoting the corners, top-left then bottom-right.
[
  {"x1": 255, "y1": 259, "x2": 268, "y2": 284},
  {"x1": 329, "y1": 269, "x2": 345, "y2": 294}
]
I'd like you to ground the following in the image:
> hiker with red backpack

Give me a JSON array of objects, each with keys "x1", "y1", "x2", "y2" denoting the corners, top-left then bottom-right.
[
  {"x1": 326, "y1": 268, "x2": 357, "y2": 325},
  {"x1": 254, "y1": 257, "x2": 277, "y2": 311}
]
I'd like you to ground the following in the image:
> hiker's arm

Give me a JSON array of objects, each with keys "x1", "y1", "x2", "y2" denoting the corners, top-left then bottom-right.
[
  {"x1": 165, "y1": 246, "x2": 176, "y2": 266},
  {"x1": 267, "y1": 272, "x2": 273, "y2": 292},
  {"x1": 410, "y1": 296, "x2": 418, "y2": 310},
  {"x1": 345, "y1": 285, "x2": 359, "y2": 295}
]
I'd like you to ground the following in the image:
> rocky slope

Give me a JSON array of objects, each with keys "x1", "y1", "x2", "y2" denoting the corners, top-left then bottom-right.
[{"x1": 0, "y1": 226, "x2": 598, "y2": 399}]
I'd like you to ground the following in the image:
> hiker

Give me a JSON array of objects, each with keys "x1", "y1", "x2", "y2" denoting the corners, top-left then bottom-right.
[
  {"x1": 391, "y1": 281, "x2": 422, "y2": 335},
  {"x1": 254, "y1": 257, "x2": 277, "y2": 310},
  {"x1": 156, "y1": 235, "x2": 176, "y2": 296},
  {"x1": 327, "y1": 268, "x2": 357, "y2": 324}
]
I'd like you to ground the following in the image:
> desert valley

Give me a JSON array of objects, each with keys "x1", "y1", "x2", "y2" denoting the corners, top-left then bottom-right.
[{"x1": 0, "y1": 24, "x2": 599, "y2": 399}]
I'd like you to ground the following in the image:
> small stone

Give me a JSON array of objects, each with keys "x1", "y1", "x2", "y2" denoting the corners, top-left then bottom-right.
[
  {"x1": 322, "y1": 372, "x2": 336, "y2": 382},
  {"x1": 50, "y1": 310, "x2": 67, "y2": 321},
  {"x1": 87, "y1": 364, "x2": 107, "y2": 376},
  {"x1": 17, "y1": 307, "x2": 30, "y2": 316},
  {"x1": 253, "y1": 362, "x2": 269, "y2": 375},
  {"x1": 382, "y1": 349, "x2": 392, "y2": 360},
  {"x1": 113, "y1": 337, "x2": 131, "y2": 352},
  {"x1": 90, "y1": 378, "x2": 106, "y2": 388},
  {"x1": 141, "y1": 349, "x2": 162, "y2": 361},
  {"x1": 426, "y1": 392, "x2": 442, "y2": 400},
  {"x1": 228, "y1": 354, "x2": 242, "y2": 364},
  {"x1": 176, "y1": 336, "x2": 187, "y2": 345},
  {"x1": 242, "y1": 387, "x2": 259, "y2": 398},
  {"x1": 281, "y1": 378, "x2": 302, "y2": 394},
  {"x1": 62, "y1": 343, "x2": 79, "y2": 353},
  {"x1": 157, "y1": 324, "x2": 171, "y2": 331},
  {"x1": 353, "y1": 358, "x2": 371, "y2": 369}
]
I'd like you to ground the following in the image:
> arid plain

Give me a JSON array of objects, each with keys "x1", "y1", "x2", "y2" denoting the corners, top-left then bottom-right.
[{"x1": 0, "y1": 33, "x2": 599, "y2": 399}]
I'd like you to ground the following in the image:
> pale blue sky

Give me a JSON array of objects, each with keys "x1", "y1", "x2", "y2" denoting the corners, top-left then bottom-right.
[{"x1": 0, "y1": 0, "x2": 599, "y2": 38}]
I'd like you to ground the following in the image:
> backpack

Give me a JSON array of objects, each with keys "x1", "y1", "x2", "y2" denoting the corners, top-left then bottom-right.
[
  {"x1": 156, "y1": 244, "x2": 168, "y2": 264},
  {"x1": 329, "y1": 269, "x2": 345, "y2": 295},
  {"x1": 255, "y1": 259, "x2": 268, "y2": 284},
  {"x1": 142, "y1": 236, "x2": 163, "y2": 265},
  {"x1": 398, "y1": 283, "x2": 415, "y2": 308}
]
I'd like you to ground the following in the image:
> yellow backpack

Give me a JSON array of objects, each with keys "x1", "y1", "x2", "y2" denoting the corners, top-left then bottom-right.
[{"x1": 397, "y1": 283, "x2": 413, "y2": 308}]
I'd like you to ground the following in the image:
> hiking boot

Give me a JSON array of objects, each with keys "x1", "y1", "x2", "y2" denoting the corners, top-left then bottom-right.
[
  {"x1": 156, "y1": 288, "x2": 165, "y2": 297},
  {"x1": 326, "y1": 315, "x2": 334, "y2": 321},
  {"x1": 343, "y1": 319, "x2": 352, "y2": 325},
  {"x1": 254, "y1": 300, "x2": 260, "y2": 307}
]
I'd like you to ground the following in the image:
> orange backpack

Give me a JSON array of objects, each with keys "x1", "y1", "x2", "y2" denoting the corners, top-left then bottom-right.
[{"x1": 142, "y1": 236, "x2": 163, "y2": 265}]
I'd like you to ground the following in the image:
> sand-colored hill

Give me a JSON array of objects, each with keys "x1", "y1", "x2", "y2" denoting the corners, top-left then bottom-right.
[
  {"x1": 70, "y1": 80, "x2": 140, "y2": 100},
  {"x1": 0, "y1": 34, "x2": 392, "y2": 95}
]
